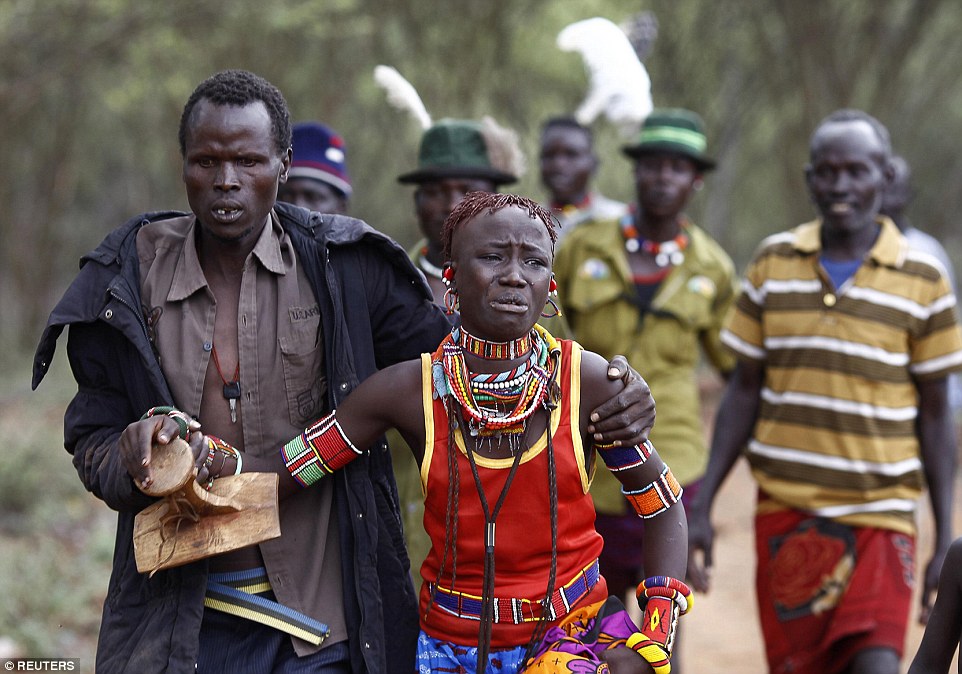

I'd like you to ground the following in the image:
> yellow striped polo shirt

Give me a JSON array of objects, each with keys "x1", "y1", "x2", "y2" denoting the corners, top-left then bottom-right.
[{"x1": 722, "y1": 217, "x2": 962, "y2": 534}]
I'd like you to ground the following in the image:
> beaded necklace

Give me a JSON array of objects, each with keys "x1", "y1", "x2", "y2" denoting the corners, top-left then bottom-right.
[
  {"x1": 469, "y1": 343, "x2": 541, "y2": 406},
  {"x1": 417, "y1": 246, "x2": 445, "y2": 280},
  {"x1": 434, "y1": 325, "x2": 558, "y2": 446},
  {"x1": 469, "y1": 356, "x2": 533, "y2": 385},
  {"x1": 620, "y1": 211, "x2": 689, "y2": 267},
  {"x1": 458, "y1": 326, "x2": 532, "y2": 361}
]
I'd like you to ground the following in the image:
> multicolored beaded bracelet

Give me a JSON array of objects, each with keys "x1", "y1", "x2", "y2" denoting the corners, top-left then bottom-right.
[
  {"x1": 596, "y1": 439, "x2": 653, "y2": 472},
  {"x1": 281, "y1": 411, "x2": 362, "y2": 487},
  {"x1": 206, "y1": 435, "x2": 243, "y2": 477},
  {"x1": 626, "y1": 597, "x2": 677, "y2": 674},
  {"x1": 637, "y1": 576, "x2": 694, "y2": 615},
  {"x1": 625, "y1": 575, "x2": 693, "y2": 673},
  {"x1": 621, "y1": 465, "x2": 683, "y2": 518}
]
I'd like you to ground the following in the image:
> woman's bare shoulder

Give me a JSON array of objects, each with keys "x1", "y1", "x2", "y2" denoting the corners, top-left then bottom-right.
[{"x1": 575, "y1": 347, "x2": 623, "y2": 411}]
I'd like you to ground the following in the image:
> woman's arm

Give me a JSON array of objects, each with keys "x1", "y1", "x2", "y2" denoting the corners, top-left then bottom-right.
[
  {"x1": 581, "y1": 349, "x2": 688, "y2": 674},
  {"x1": 579, "y1": 350, "x2": 686, "y2": 579},
  {"x1": 236, "y1": 359, "x2": 425, "y2": 497}
]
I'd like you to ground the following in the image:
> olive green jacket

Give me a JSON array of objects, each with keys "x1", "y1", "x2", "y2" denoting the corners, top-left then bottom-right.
[{"x1": 554, "y1": 218, "x2": 738, "y2": 512}]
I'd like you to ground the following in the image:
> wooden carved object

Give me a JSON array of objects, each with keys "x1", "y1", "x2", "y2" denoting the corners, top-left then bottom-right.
[{"x1": 132, "y1": 437, "x2": 280, "y2": 575}]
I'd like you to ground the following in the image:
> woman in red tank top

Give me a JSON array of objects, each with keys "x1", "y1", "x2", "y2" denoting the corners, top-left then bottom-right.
[{"x1": 193, "y1": 193, "x2": 691, "y2": 673}]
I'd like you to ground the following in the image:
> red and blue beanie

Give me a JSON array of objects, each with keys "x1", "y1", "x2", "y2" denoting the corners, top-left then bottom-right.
[{"x1": 289, "y1": 122, "x2": 352, "y2": 197}]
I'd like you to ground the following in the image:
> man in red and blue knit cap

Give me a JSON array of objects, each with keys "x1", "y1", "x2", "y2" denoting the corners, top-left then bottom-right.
[{"x1": 278, "y1": 121, "x2": 352, "y2": 214}]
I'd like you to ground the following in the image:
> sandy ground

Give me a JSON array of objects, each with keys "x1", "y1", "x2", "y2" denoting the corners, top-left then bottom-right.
[{"x1": 677, "y1": 414, "x2": 961, "y2": 673}]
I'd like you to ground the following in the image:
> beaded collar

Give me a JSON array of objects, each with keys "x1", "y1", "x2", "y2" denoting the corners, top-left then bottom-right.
[
  {"x1": 457, "y1": 326, "x2": 532, "y2": 361},
  {"x1": 620, "y1": 211, "x2": 690, "y2": 267},
  {"x1": 432, "y1": 325, "x2": 560, "y2": 443},
  {"x1": 417, "y1": 246, "x2": 445, "y2": 280}
]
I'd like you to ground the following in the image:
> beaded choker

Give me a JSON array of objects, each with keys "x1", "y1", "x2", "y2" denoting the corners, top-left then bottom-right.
[
  {"x1": 620, "y1": 212, "x2": 689, "y2": 267},
  {"x1": 433, "y1": 325, "x2": 560, "y2": 447},
  {"x1": 457, "y1": 327, "x2": 532, "y2": 361},
  {"x1": 417, "y1": 247, "x2": 445, "y2": 280}
]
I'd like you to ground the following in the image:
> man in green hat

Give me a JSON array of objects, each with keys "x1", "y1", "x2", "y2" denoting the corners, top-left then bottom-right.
[
  {"x1": 399, "y1": 118, "x2": 522, "y2": 305},
  {"x1": 553, "y1": 108, "x2": 737, "y2": 671}
]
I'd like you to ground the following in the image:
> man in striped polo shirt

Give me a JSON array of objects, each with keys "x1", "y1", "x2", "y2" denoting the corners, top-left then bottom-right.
[{"x1": 688, "y1": 109, "x2": 962, "y2": 674}]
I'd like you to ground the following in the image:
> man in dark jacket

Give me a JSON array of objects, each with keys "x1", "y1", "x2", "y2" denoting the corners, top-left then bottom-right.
[{"x1": 32, "y1": 70, "x2": 654, "y2": 674}]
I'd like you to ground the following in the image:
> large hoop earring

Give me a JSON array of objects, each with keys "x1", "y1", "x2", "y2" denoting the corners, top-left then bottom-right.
[
  {"x1": 541, "y1": 296, "x2": 563, "y2": 318},
  {"x1": 443, "y1": 287, "x2": 459, "y2": 315}
]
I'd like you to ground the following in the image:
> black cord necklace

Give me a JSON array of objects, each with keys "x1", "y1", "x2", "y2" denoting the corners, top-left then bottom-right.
[{"x1": 211, "y1": 344, "x2": 240, "y2": 423}]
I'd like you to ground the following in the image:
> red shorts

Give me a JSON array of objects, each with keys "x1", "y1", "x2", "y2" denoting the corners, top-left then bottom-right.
[{"x1": 755, "y1": 507, "x2": 915, "y2": 674}]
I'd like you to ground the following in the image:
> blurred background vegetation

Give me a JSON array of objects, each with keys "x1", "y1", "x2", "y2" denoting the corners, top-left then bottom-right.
[{"x1": 2, "y1": 0, "x2": 962, "y2": 668}]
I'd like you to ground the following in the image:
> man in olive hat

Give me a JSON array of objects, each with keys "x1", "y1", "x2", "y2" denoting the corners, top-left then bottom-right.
[
  {"x1": 399, "y1": 117, "x2": 522, "y2": 305},
  {"x1": 553, "y1": 109, "x2": 737, "y2": 672}
]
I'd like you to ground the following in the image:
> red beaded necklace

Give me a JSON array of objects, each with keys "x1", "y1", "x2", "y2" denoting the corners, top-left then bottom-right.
[{"x1": 458, "y1": 327, "x2": 532, "y2": 361}]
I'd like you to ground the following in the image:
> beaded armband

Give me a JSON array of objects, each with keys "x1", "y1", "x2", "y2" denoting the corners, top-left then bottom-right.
[
  {"x1": 626, "y1": 576, "x2": 693, "y2": 674},
  {"x1": 596, "y1": 439, "x2": 653, "y2": 472},
  {"x1": 141, "y1": 406, "x2": 194, "y2": 441},
  {"x1": 281, "y1": 412, "x2": 362, "y2": 488},
  {"x1": 621, "y1": 465, "x2": 682, "y2": 519}
]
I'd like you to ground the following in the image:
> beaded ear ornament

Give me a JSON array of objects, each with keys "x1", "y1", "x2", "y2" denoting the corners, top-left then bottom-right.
[
  {"x1": 542, "y1": 275, "x2": 562, "y2": 318},
  {"x1": 442, "y1": 266, "x2": 458, "y2": 315}
]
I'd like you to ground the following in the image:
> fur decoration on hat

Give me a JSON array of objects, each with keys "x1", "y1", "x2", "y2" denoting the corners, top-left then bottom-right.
[
  {"x1": 479, "y1": 116, "x2": 526, "y2": 182},
  {"x1": 373, "y1": 65, "x2": 525, "y2": 185}
]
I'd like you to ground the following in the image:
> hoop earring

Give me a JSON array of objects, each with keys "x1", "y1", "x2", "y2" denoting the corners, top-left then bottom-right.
[
  {"x1": 444, "y1": 287, "x2": 459, "y2": 315},
  {"x1": 541, "y1": 296, "x2": 563, "y2": 318}
]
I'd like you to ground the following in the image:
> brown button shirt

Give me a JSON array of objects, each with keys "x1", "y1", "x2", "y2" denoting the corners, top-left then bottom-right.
[{"x1": 136, "y1": 212, "x2": 346, "y2": 654}]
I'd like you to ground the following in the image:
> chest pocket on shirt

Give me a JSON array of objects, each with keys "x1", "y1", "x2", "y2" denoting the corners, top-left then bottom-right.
[
  {"x1": 562, "y1": 260, "x2": 625, "y2": 313},
  {"x1": 655, "y1": 274, "x2": 719, "y2": 330},
  {"x1": 279, "y1": 322, "x2": 326, "y2": 427}
]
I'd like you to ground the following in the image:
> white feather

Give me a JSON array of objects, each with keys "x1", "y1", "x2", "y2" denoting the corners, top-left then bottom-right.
[
  {"x1": 373, "y1": 65, "x2": 432, "y2": 130},
  {"x1": 557, "y1": 17, "x2": 653, "y2": 137}
]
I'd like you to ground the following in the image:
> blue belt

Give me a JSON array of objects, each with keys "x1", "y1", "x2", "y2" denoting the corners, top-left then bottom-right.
[
  {"x1": 205, "y1": 567, "x2": 330, "y2": 645},
  {"x1": 430, "y1": 558, "x2": 601, "y2": 624}
]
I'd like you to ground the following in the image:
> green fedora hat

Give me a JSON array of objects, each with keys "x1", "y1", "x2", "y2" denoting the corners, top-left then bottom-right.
[
  {"x1": 622, "y1": 108, "x2": 716, "y2": 171},
  {"x1": 397, "y1": 118, "x2": 519, "y2": 185}
]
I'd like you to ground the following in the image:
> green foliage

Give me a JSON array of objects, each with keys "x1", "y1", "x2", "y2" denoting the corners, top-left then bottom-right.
[
  {"x1": 0, "y1": 362, "x2": 113, "y2": 662},
  {"x1": 6, "y1": 0, "x2": 962, "y2": 364}
]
